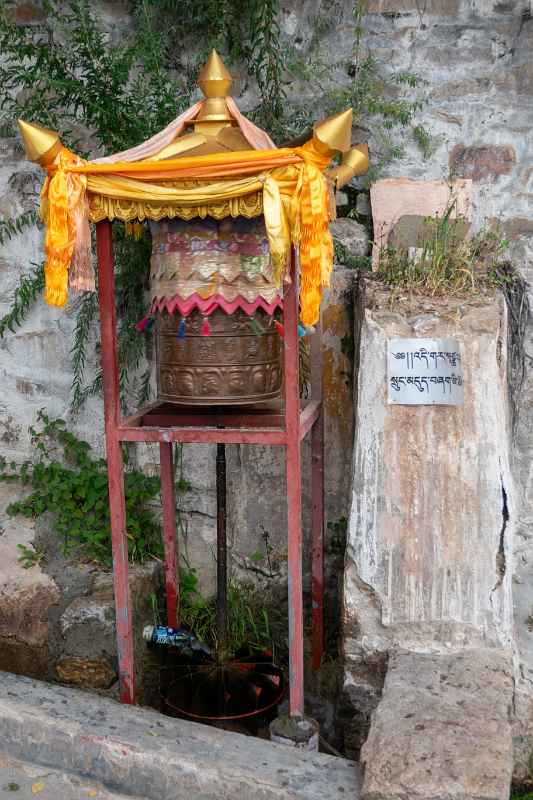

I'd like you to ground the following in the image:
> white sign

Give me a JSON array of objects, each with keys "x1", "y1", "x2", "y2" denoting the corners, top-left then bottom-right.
[{"x1": 387, "y1": 338, "x2": 464, "y2": 406}]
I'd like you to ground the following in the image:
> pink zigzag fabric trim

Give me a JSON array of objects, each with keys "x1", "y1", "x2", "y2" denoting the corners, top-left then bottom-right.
[{"x1": 151, "y1": 293, "x2": 283, "y2": 318}]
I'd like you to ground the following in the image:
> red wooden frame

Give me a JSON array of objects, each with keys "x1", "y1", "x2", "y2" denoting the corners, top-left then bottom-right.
[{"x1": 96, "y1": 220, "x2": 324, "y2": 716}]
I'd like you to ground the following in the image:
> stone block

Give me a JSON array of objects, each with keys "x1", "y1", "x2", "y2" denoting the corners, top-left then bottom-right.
[
  {"x1": 55, "y1": 657, "x2": 116, "y2": 689},
  {"x1": 6, "y1": 2, "x2": 45, "y2": 24},
  {"x1": 59, "y1": 564, "x2": 161, "y2": 697},
  {"x1": 344, "y1": 283, "x2": 514, "y2": 652},
  {"x1": 430, "y1": 78, "x2": 491, "y2": 101},
  {"x1": 361, "y1": 649, "x2": 514, "y2": 800},
  {"x1": 330, "y1": 218, "x2": 370, "y2": 259},
  {"x1": 0, "y1": 484, "x2": 59, "y2": 680},
  {"x1": 0, "y1": 670, "x2": 362, "y2": 800},
  {"x1": 450, "y1": 144, "x2": 516, "y2": 182},
  {"x1": 369, "y1": 179, "x2": 472, "y2": 269},
  {"x1": 365, "y1": 0, "x2": 461, "y2": 13}
]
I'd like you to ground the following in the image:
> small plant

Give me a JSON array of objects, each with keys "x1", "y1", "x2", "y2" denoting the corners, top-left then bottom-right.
[
  {"x1": 16, "y1": 542, "x2": 44, "y2": 569},
  {"x1": 333, "y1": 238, "x2": 372, "y2": 271},
  {"x1": 180, "y1": 570, "x2": 274, "y2": 658},
  {"x1": 377, "y1": 205, "x2": 512, "y2": 296},
  {"x1": 0, "y1": 411, "x2": 163, "y2": 565}
]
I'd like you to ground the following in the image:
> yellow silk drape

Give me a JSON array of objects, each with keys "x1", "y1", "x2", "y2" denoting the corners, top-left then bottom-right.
[
  {"x1": 40, "y1": 142, "x2": 368, "y2": 323},
  {"x1": 40, "y1": 148, "x2": 87, "y2": 306}
]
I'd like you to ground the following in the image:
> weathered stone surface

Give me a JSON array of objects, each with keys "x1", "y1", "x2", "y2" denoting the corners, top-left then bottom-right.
[
  {"x1": 0, "y1": 484, "x2": 59, "y2": 679},
  {"x1": 330, "y1": 219, "x2": 370, "y2": 258},
  {"x1": 361, "y1": 649, "x2": 514, "y2": 800},
  {"x1": 0, "y1": 670, "x2": 362, "y2": 800},
  {"x1": 345, "y1": 283, "x2": 513, "y2": 650},
  {"x1": 55, "y1": 657, "x2": 116, "y2": 689},
  {"x1": 58, "y1": 563, "x2": 162, "y2": 701},
  {"x1": 389, "y1": 214, "x2": 470, "y2": 250},
  {"x1": 450, "y1": 144, "x2": 517, "y2": 182},
  {"x1": 370, "y1": 179, "x2": 472, "y2": 268},
  {"x1": 0, "y1": 751, "x2": 139, "y2": 800},
  {"x1": 365, "y1": 0, "x2": 461, "y2": 13},
  {"x1": 6, "y1": 2, "x2": 46, "y2": 24}
]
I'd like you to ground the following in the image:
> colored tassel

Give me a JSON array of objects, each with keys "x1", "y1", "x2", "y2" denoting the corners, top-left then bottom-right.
[
  {"x1": 201, "y1": 317, "x2": 211, "y2": 337},
  {"x1": 249, "y1": 315, "x2": 265, "y2": 336},
  {"x1": 177, "y1": 317, "x2": 186, "y2": 339},
  {"x1": 135, "y1": 315, "x2": 149, "y2": 332},
  {"x1": 274, "y1": 320, "x2": 285, "y2": 338},
  {"x1": 305, "y1": 325, "x2": 316, "y2": 335},
  {"x1": 135, "y1": 315, "x2": 154, "y2": 333},
  {"x1": 298, "y1": 323, "x2": 306, "y2": 337}
]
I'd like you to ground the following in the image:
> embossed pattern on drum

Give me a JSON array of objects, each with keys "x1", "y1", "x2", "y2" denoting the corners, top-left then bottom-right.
[{"x1": 156, "y1": 308, "x2": 283, "y2": 405}]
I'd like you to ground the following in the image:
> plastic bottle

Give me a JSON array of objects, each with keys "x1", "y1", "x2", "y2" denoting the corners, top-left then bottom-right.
[{"x1": 143, "y1": 625, "x2": 212, "y2": 662}]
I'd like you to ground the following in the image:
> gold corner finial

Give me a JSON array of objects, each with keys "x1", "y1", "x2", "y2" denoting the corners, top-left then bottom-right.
[
  {"x1": 313, "y1": 108, "x2": 353, "y2": 154},
  {"x1": 198, "y1": 49, "x2": 232, "y2": 98},
  {"x1": 17, "y1": 119, "x2": 62, "y2": 165}
]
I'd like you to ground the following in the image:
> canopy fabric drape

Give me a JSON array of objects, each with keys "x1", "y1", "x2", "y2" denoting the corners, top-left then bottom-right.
[{"x1": 40, "y1": 139, "x2": 371, "y2": 324}]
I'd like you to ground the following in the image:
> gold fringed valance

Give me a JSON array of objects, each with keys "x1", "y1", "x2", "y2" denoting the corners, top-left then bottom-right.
[{"x1": 88, "y1": 192, "x2": 264, "y2": 223}]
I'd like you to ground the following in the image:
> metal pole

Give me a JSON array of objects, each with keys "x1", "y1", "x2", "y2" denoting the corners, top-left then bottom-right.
[
  {"x1": 284, "y1": 248, "x2": 304, "y2": 717},
  {"x1": 216, "y1": 441, "x2": 227, "y2": 659},
  {"x1": 96, "y1": 220, "x2": 136, "y2": 704},
  {"x1": 160, "y1": 442, "x2": 179, "y2": 628},
  {"x1": 310, "y1": 323, "x2": 325, "y2": 670}
]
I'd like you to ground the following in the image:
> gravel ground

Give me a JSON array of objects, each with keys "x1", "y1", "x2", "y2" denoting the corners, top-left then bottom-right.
[{"x1": 0, "y1": 753, "x2": 142, "y2": 800}]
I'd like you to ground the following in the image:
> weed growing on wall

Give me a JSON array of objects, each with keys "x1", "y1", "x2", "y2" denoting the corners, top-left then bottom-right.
[
  {"x1": 377, "y1": 208, "x2": 512, "y2": 296},
  {"x1": 0, "y1": 411, "x2": 163, "y2": 565}
]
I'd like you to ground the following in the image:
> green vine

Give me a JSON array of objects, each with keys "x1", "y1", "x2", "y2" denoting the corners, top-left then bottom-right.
[
  {"x1": 0, "y1": 262, "x2": 45, "y2": 337},
  {"x1": 0, "y1": 411, "x2": 163, "y2": 565}
]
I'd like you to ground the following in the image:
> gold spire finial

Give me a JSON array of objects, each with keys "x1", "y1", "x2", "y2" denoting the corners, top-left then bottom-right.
[
  {"x1": 198, "y1": 49, "x2": 232, "y2": 98},
  {"x1": 196, "y1": 50, "x2": 233, "y2": 124},
  {"x1": 313, "y1": 108, "x2": 353, "y2": 155},
  {"x1": 17, "y1": 119, "x2": 62, "y2": 165}
]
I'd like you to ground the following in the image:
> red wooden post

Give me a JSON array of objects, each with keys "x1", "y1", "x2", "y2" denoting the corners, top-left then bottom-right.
[
  {"x1": 96, "y1": 220, "x2": 136, "y2": 704},
  {"x1": 310, "y1": 324, "x2": 324, "y2": 670},
  {"x1": 284, "y1": 249, "x2": 304, "y2": 717},
  {"x1": 160, "y1": 442, "x2": 179, "y2": 628}
]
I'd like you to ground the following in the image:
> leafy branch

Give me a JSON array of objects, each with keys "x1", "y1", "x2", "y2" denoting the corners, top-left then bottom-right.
[{"x1": 0, "y1": 262, "x2": 45, "y2": 337}]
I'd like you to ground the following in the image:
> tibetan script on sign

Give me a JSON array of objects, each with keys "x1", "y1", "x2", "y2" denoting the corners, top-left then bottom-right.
[{"x1": 387, "y1": 338, "x2": 464, "y2": 406}]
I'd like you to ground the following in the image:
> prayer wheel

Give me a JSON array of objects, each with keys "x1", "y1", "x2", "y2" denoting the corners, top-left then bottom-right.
[
  {"x1": 156, "y1": 307, "x2": 282, "y2": 405},
  {"x1": 150, "y1": 215, "x2": 283, "y2": 406}
]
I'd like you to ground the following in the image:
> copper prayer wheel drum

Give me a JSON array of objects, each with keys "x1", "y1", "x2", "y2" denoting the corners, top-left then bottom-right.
[{"x1": 156, "y1": 309, "x2": 282, "y2": 405}]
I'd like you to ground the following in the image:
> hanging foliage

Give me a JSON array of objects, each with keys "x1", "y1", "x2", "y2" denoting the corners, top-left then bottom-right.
[{"x1": 0, "y1": 0, "x2": 427, "y2": 409}]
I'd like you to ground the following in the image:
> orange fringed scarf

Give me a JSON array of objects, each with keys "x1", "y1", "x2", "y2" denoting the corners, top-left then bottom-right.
[
  {"x1": 40, "y1": 148, "x2": 94, "y2": 305},
  {"x1": 290, "y1": 142, "x2": 334, "y2": 327}
]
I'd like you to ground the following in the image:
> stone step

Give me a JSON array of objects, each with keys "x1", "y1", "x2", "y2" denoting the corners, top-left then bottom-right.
[
  {"x1": 0, "y1": 671, "x2": 361, "y2": 800},
  {"x1": 0, "y1": 751, "x2": 142, "y2": 799},
  {"x1": 360, "y1": 648, "x2": 514, "y2": 800}
]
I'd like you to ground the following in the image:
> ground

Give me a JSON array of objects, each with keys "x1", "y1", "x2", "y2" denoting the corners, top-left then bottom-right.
[{"x1": 0, "y1": 753, "x2": 141, "y2": 800}]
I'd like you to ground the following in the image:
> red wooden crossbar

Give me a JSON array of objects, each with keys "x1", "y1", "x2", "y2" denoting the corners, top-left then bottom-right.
[{"x1": 96, "y1": 220, "x2": 325, "y2": 715}]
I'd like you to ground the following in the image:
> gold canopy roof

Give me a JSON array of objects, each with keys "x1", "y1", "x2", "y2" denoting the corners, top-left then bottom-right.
[
  {"x1": 16, "y1": 50, "x2": 369, "y2": 320},
  {"x1": 18, "y1": 50, "x2": 366, "y2": 184}
]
